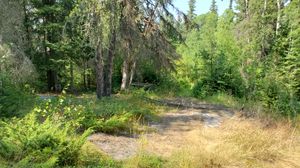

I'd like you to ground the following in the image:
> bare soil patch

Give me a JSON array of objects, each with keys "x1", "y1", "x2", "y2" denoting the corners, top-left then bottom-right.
[{"x1": 88, "y1": 99, "x2": 235, "y2": 160}]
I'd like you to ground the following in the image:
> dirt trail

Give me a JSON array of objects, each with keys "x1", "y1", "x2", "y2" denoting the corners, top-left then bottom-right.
[{"x1": 88, "y1": 99, "x2": 235, "y2": 160}]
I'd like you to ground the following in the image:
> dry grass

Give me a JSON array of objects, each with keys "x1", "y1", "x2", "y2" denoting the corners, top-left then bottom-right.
[
  {"x1": 82, "y1": 118, "x2": 300, "y2": 168},
  {"x1": 164, "y1": 118, "x2": 300, "y2": 168}
]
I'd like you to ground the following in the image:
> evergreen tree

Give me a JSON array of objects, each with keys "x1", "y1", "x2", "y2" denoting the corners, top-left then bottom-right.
[
  {"x1": 210, "y1": 0, "x2": 218, "y2": 14},
  {"x1": 280, "y1": 0, "x2": 300, "y2": 98},
  {"x1": 188, "y1": 0, "x2": 196, "y2": 19},
  {"x1": 24, "y1": 0, "x2": 75, "y2": 92}
]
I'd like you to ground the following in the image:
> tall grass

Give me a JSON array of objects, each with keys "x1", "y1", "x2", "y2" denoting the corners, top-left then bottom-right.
[
  {"x1": 121, "y1": 117, "x2": 299, "y2": 168},
  {"x1": 164, "y1": 119, "x2": 299, "y2": 168}
]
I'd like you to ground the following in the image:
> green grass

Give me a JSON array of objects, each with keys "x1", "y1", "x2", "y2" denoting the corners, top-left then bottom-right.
[
  {"x1": 77, "y1": 91, "x2": 166, "y2": 134},
  {"x1": 123, "y1": 152, "x2": 164, "y2": 168},
  {"x1": 0, "y1": 90, "x2": 167, "y2": 167},
  {"x1": 32, "y1": 90, "x2": 167, "y2": 135},
  {"x1": 203, "y1": 92, "x2": 244, "y2": 109}
]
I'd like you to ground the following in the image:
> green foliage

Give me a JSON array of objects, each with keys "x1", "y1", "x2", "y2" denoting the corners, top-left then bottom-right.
[
  {"x1": 174, "y1": 1, "x2": 300, "y2": 119},
  {"x1": 279, "y1": 0, "x2": 300, "y2": 99},
  {"x1": 178, "y1": 10, "x2": 245, "y2": 99},
  {"x1": 0, "y1": 75, "x2": 35, "y2": 118},
  {"x1": 192, "y1": 79, "x2": 214, "y2": 99},
  {"x1": 0, "y1": 91, "x2": 164, "y2": 167},
  {"x1": 259, "y1": 78, "x2": 300, "y2": 118},
  {"x1": 124, "y1": 153, "x2": 164, "y2": 168},
  {"x1": 0, "y1": 112, "x2": 92, "y2": 167},
  {"x1": 32, "y1": 92, "x2": 162, "y2": 134},
  {"x1": 78, "y1": 143, "x2": 120, "y2": 168},
  {"x1": 34, "y1": 95, "x2": 91, "y2": 129},
  {"x1": 89, "y1": 93, "x2": 162, "y2": 133},
  {"x1": 188, "y1": 0, "x2": 196, "y2": 19}
]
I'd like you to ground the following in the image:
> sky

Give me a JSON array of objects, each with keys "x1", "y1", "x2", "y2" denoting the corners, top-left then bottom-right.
[{"x1": 172, "y1": 0, "x2": 232, "y2": 15}]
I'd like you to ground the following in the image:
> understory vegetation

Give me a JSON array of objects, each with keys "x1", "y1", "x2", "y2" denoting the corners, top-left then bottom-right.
[
  {"x1": 2, "y1": 91, "x2": 298, "y2": 168},
  {"x1": 1, "y1": 0, "x2": 300, "y2": 167}
]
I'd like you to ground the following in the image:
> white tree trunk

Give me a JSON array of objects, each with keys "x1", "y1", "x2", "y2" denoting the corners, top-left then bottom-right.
[
  {"x1": 121, "y1": 57, "x2": 129, "y2": 91},
  {"x1": 129, "y1": 60, "x2": 136, "y2": 86},
  {"x1": 276, "y1": 0, "x2": 281, "y2": 35}
]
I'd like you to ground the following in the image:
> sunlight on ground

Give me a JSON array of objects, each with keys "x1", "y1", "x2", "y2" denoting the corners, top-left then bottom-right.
[{"x1": 126, "y1": 117, "x2": 300, "y2": 168}]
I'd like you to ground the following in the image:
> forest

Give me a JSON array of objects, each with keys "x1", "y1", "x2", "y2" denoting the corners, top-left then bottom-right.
[{"x1": 0, "y1": 0, "x2": 300, "y2": 167}]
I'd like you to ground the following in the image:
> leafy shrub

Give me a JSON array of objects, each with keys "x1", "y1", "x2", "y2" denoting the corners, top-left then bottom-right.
[
  {"x1": 94, "y1": 114, "x2": 133, "y2": 133},
  {"x1": 155, "y1": 74, "x2": 191, "y2": 97},
  {"x1": 0, "y1": 113, "x2": 92, "y2": 167},
  {"x1": 192, "y1": 74, "x2": 245, "y2": 99},
  {"x1": 192, "y1": 80, "x2": 214, "y2": 99},
  {"x1": 260, "y1": 78, "x2": 300, "y2": 118},
  {"x1": 33, "y1": 93, "x2": 162, "y2": 134},
  {"x1": 0, "y1": 74, "x2": 35, "y2": 118},
  {"x1": 89, "y1": 94, "x2": 161, "y2": 134},
  {"x1": 34, "y1": 95, "x2": 93, "y2": 130}
]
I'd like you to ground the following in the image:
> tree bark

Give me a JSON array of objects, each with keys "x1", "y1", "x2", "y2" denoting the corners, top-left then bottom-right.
[
  {"x1": 121, "y1": 19, "x2": 132, "y2": 91},
  {"x1": 262, "y1": 0, "x2": 267, "y2": 17},
  {"x1": 45, "y1": 0, "x2": 58, "y2": 93},
  {"x1": 95, "y1": 39, "x2": 104, "y2": 99},
  {"x1": 129, "y1": 59, "x2": 136, "y2": 86},
  {"x1": 245, "y1": 0, "x2": 249, "y2": 18},
  {"x1": 23, "y1": 0, "x2": 32, "y2": 59},
  {"x1": 121, "y1": 54, "x2": 130, "y2": 91},
  {"x1": 261, "y1": 0, "x2": 269, "y2": 58},
  {"x1": 47, "y1": 70, "x2": 54, "y2": 91},
  {"x1": 104, "y1": 29, "x2": 116, "y2": 96},
  {"x1": 229, "y1": 0, "x2": 233, "y2": 10},
  {"x1": 83, "y1": 60, "x2": 87, "y2": 90},
  {"x1": 87, "y1": 73, "x2": 91, "y2": 89},
  {"x1": 70, "y1": 60, "x2": 74, "y2": 93},
  {"x1": 276, "y1": 0, "x2": 282, "y2": 36}
]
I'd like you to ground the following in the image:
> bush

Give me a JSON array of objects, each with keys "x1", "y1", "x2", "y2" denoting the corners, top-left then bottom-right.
[
  {"x1": 0, "y1": 112, "x2": 92, "y2": 167},
  {"x1": 260, "y1": 78, "x2": 300, "y2": 118},
  {"x1": 192, "y1": 80, "x2": 214, "y2": 99},
  {"x1": 35, "y1": 93, "x2": 162, "y2": 135},
  {"x1": 33, "y1": 95, "x2": 94, "y2": 130},
  {"x1": 192, "y1": 74, "x2": 245, "y2": 100},
  {"x1": 0, "y1": 74, "x2": 35, "y2": 118},
  {"x1": 155, "y1": 74, "x2": 191, "y2": 97}
]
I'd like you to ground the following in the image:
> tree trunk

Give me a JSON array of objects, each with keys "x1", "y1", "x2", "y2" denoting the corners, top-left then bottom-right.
[
  {"x1": 261, "y1": 0, "x2": 268, "y2": 58},
  {"x1": 229, "y1": 0, "x2": 233, "y2": 10},
  {"x1": 45, "y1": 0, "x2": 58, "y2": 93},
  {"x1": 276, "y1": 0, "x2": 281, "y2": 35},
  {"x1": 83, "y1": 60, "x2": 87, "y2": 90},
  {"x1": 47, "y1": 70, "x2": 54, "y2": 92},
  {"x1": 53, "y1": 71, "x2": 60, "y2": 92},
  {"x1": 262, "y1": 0, "x2": 267, "y2": 17},
  {"x1": 70, "y1": 60, "x2": 74, "y2": 93},
  {"x1": 95, "y1": 39, "x2": 104, "y2": 99},
  {"x1": 121, "y1": 38, "x2": 131, "y2": 91},
  {"x1": 129, "y1": 60, "x2": 136, "y2": 86},
  {"x1": 121, "y1": 55, "x2": 129, "y2": 91},
  {"x1": 23, "y1": 0, "x2": 32, "y2": 59},
  {"x1": 104, "y1": 29, "x2": 116, "y2": 96},
  {"x1": 87, "y1": 73, "x2": 91, "y2": 89},
  {"x1": 245, "y1": 0, "x2": 249, "y2": 18}
]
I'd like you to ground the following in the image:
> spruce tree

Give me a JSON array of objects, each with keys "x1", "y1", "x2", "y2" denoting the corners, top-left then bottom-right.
[
  {"x1": 210, "y1": 0, "x2": 218, "y2": 14},
  {"x1": 188, "y1": 0, "x2": 196, "y2": 19}
]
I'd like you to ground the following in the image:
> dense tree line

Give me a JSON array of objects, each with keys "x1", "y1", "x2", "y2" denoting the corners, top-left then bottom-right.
[
  {"x1": 1, "y1": 0, "x2": 184, "y2": 97},
  {"x1": 178, "y1": 0, "x2": 299, "y2": 117},
  {"x1": 1, "y1": 0, "x2": 299, "y2": 117}
]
